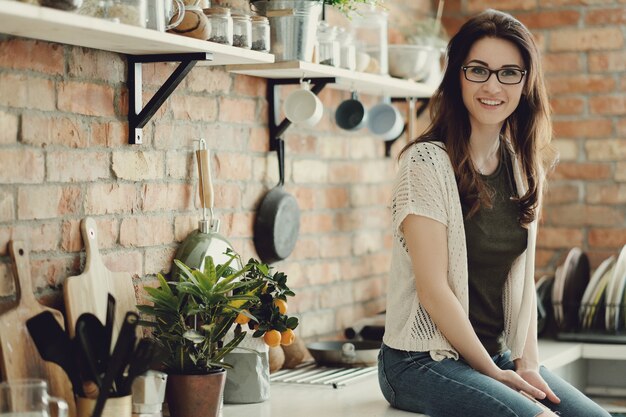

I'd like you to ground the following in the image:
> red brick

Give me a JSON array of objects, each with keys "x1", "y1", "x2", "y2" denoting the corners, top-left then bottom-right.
[
  {"x1": 353, "y1": 231, "x2": 385, "y2": 255},
  {"x1": 185, "y1": 66, "x2": 232, "y2": 93},
  {"x1": 546, "y1": 74, "x2": 615, "y2": 95},
  {"x1": 0, "y1": 223, "x2": 60, "y2": 256},
  {"x1": 518, "y1": 10, "x2": 580, "y2": 29},
  {"x1": 290, "y1": 237, "x2": 320, "y2": 260},
  {"x1": 112, "y1": 151, "x2": 164, "y2": 181},
  {"x1": 0, "y1": 74, "x2": 55, "y2": 111},
  {"x1": 545, "y1": 204, "x2": 624, "y2": 226},
  {"x1": 535, "y1": 249, "x2": 556, "y2": 270},
  {"x1": 586, "y1": 184, "x2": 626, "y2": 204},
  {"x1": 101, "y1": 251, "x2": 143, "y2": 278},
  {"x1": 552, "y1": 138, "x2": 578, "y2": 160},
  {"x1": 153, "y1": 123, "x2": 200, "y2": 150},
  {"x1": 618, "y1": 119, "x2": 626, "y2": 137},
  {"x1": 90, "y1": 121, "x2": 127, "y2": 147},
  {"x1": 61, "y1": 218, "x2": 119, "y2": 252},
  {"x1": 553, "y1": 118, "x2": 612, "y2": 138},
  {"x1": 585, "y1": 7, "x2": 626, "y2": 25},
  {"x1": 31, "y1": 256, "x2": 78, "y2": 288},
  {"x1": 218, "y1": 97, "x2": 256, "y2": 123},
  {"x1": 204, "y1": 124, "x2": 249, "y2": 151},
  {"x1": 318, "y1": 187, "x2": 350, "y2": 209},
  {"x1": 552, "y1": 162, "x2": 612, "y2": 180},
  {"x1": 0, "y1": 191, "x2": 14, "y2": 222},
  {"x1": 120, "y1": 216, "x2": 173, "y2": 247},
  {"x1": 0, "y1": 111, "x2": 18, "y2": 144},
  {"x1": 550, "y1": 27, "x2": 623, "y2": 51},
  {"x1": 304, "y1": 261, "x2": 341, "y2": 286},
  {"x1": 223, "y1": 212, "x2": 254, "y2": 238},
  {"x1": 467, "y1": 0, "x2": 537, "y2": 12},
  {"x1": 542, "y1": 53, "x2": 583, "y2": 75},
  {"x1": 550, "y1": 97, "x2": 585, "y2": 115},
  {"x1": 232, "y1": 73, "x2": 265, "y2": 97},
  {"x1": 589, "y1": 95, "x2": 626, "y2": 115},
  {"x1": 212, "y1": 183, "x2": 242, "y2": 209},
  {"x1": 141, "y1": 183, "x2": 194, "y2": 212},
  {"x1": 544, "y1": 184, "x2": 579, "y2": 204},
  {"x1": 145, "y1": 247, "x2": 176, "y2": 275},
  {"x1": 537, "y1": 227, "x2": 584, "y2": 249},
  {"x1": 0, "y1": 149, "x2": 45, "y2": 184},
  {"x1": 170, "y1": 95, "x2": 218, "y2": 122},
  {"x1": 0, "y1": 39, "x2": 64, "y2": 75},
  {"x1": 585, "y1": 139, "x2": 626, "y2": 161},
  {"x1": 284, "y1": 133, "x2": 317, "y2": 155},
  {"x1": 141, "y1": 62, "x2": 178, "y2": 87},
  {"x1": 21, "y1": 114, "x2": 89, "y2": 148},
  {"x1": 58, "y1": 81, "x2": 116, "y2": 117},
  {"x1": 319, "y1": 282, "x2": 352, "y2": 309},
  {"x1": 85, "y1": 183, "x2": 139, "y2": 215},
  {"x1": 588, "y1": 229, "x2": 626, "y2": 248},
  {"x1": 292, "y1": 159, "x2": 328, "y2": 183},
  {"x1": 328, "y1": 162, "x2": 363, "y2": 183},
  {"x1": 589, "y1": 51, "x2": 626, "y2": 73},
  {"x1": 587, "y1": 250, "x2": 619, "y2": 270},
  {"x1": 617, "y1": 162, "x2": 626, "y2": 182},
  {"x1": 249, "y1": 127, "x2": 270, "y2": 153},
  {"x1": 68, "y1": 47, "x2": 124, "y2": 83},
  {"x1": 541, "y1": 0, "x2": 618, "y2": 5},
  {"x1": 214, "y1": 152, "x2": 252, "y2": 181},
  {"x1": 290, "y1": 186, "x2": 316, "y2": 211},
  {"x1": 47, "y1": 151, "x2": 110, "y2": 182},
  {"x1": 318, "y1": 235, "x2": 352, "y2": 258}
]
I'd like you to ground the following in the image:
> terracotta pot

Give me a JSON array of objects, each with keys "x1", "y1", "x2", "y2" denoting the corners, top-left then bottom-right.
[{"x1": 165, "y1": 370, "x2": 226, "y2": 417}]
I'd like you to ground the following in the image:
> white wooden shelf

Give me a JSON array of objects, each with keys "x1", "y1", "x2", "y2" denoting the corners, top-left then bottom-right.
[
  {"x1": 0, "y1": 0, "x2": 274, "y2": 64},
  {"x1": 227, "y1": 61, "x2": 437, "y2": 98}
]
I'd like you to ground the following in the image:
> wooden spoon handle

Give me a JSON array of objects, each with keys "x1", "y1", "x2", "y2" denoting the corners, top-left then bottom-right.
[{"x1": 196, "y1": 148, "x2": 214, "y2": 210}]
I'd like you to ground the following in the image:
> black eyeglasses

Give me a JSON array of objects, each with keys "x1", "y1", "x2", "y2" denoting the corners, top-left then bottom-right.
[{"x1": 461, "y1": 65, "x2": 527, "y2": 85}]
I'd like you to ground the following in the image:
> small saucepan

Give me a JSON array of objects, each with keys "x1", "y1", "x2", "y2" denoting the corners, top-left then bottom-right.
[{"x1": 306, "y1": 340, "x2": 381, "y2": 367}]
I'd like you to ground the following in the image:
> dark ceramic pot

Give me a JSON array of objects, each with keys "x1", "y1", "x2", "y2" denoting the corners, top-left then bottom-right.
[{"x1": 165, "y1": 369, "x2": 226, "y2": 417}]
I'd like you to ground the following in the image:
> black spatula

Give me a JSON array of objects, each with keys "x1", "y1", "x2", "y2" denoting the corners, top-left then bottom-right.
[{"x1": 26, "y1": 311, "x2": 84, "y2": 396}]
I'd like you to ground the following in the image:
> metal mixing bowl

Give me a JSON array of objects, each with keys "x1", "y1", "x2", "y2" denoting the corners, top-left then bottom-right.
[{"x1": 388, "y1": 44, "x2": 441, "y2": 81}]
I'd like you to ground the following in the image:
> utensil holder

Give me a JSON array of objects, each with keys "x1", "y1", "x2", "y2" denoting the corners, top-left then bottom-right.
[{"x1": 76, "y1": 395, "x2": 132, "y2": 417}]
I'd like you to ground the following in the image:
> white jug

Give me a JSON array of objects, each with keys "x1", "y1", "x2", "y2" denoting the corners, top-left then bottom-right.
[{"x1": 147, "y1": 0, "x2": 186, "y2": 32}]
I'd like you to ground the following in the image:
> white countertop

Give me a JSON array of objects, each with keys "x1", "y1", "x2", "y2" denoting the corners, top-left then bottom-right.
[{"x1": 223, "y1": 341, "x2": 624, "y2": 417}]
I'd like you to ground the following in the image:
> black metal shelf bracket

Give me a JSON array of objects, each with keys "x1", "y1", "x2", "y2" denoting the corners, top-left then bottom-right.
[
  {"x1": 384, "y1": 97, "x2": 430, "y2": 157},
  {"x1": 127, "y1": 52, "x2": 213, "y2": 145},
  {"x1": 267, "y1": 77, "x2": 335, "y2": 151}
]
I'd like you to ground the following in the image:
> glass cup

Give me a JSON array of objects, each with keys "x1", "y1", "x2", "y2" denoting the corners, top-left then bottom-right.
[{"x1": 0, "y1": 379, "x2": 68, "y2": 417}]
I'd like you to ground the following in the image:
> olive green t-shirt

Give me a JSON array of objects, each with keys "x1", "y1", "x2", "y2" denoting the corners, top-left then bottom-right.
[{"x1": 464, "y1": 148, "x2": 528, "y2": 356}]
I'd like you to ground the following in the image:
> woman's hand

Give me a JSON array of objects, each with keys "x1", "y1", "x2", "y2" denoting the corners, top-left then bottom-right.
[
  {"x1": 490, "y1": 369, "x2": 547, "y2": 400},
  {"x1": 516, "y1": 368, "x2": 561, "y2": 404}
]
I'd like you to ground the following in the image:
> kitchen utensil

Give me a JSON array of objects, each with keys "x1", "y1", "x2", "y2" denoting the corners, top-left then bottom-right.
[
  {"x1": 335, "y1": 91, "x2": 367, "y2": 131},
  {"x1": 147, "y1": 0, "x2": 185, "y2": 32},
  {"x1": 0, "y1": 378, "x2": 68, "y2": 417},
  {"x1": 119, "y1": 338, "x2": 157, "y2": 395},
  {"x1": 253, "y1": 138, "x2": 301, "y2": 264},
  {"x1": 579, "y1": 256, "x2": 614, "y2": 328},
  {"x1": 104, "y1": 293, "x2": 115, "y2": 357},
  {"x1": 0, "y1": 240, "x2": 76, "y2": 417},
  {"x1": 64, "y1": 217, "x2": 138, "y2": 346},
  {"x1": 283, "y1": 81, "x2": 324, "y2": 127},
  {"x1": 26, "y1": 311, "x2": 84, "y2": 397},
  {"x1": 388, "y1": 44, "x2": 441, "y2": 81},
  {"x1": 607, "y1": 244, "x2": 626, "y2": 332},
  {"x1": 92, "y1": 311, "x2": 139, "y2": 417},
  {"x1": 306, "y1": 340, "x2": 380, "y2": 367},
  {"x1": 172, "y1": 139, "x2": 242, "y2": 278},
  {"x1": 367, "y1": 97, "x2": 405, "y2": 141},
  {"x1": 561, "y1": 247, "x2": 590, "y2": 331},
  {"x1": 75, "y1": 313, "x2": 107, "y2": 389},
  {"x1": 76, "y1": 394, "x2": 131, "y2": 417}
]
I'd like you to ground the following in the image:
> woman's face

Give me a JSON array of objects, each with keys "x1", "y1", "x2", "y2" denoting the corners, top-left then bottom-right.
[{"x1": 460, "y1": 37, "x2": 526, "y2": 133}]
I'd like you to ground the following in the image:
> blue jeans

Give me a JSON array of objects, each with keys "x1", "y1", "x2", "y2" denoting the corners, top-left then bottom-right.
[{"x1": 378, "y1": 343, "x2": 611, "y2": 417}]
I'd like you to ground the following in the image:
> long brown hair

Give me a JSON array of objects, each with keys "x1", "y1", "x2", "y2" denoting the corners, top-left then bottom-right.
[{"x1": 400, "y1": 9, "x2": 557, "y2": 225}]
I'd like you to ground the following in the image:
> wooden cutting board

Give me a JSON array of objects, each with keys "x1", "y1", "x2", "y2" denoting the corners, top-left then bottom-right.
[
  {"x1": 0, "y1": 240, "x2": 76, "y2": 417},
  {"x1": 63, "y1": 217, "x2": 138, "y2": 346}
]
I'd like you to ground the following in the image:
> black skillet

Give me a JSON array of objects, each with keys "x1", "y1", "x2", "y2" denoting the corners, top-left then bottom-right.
[{"x1": 253, "y1": 138, "x2": 301, "y2": 264}]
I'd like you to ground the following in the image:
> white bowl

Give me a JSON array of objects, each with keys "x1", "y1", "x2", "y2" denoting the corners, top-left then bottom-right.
[{"x1": 388, "y1": 44, "x2": 441, "y2": 81}]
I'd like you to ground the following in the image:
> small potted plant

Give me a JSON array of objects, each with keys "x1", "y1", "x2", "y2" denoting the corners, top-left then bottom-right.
[{"x1": 139, "y1": 250, "x2": 298, "y2": 417}]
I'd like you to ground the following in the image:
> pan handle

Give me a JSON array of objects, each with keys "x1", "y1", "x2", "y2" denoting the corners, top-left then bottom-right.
[
  {"x1": 277, "y1": 138, "x2": 285, "y2": 187},
  {"x1": 196, "y1": 139, "x2": 214, "y2": 218}
]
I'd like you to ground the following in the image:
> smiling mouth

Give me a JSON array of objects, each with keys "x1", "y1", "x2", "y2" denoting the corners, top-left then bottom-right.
[{"x1": 479, "y1": 98, "x2": 504, "y2": 107}]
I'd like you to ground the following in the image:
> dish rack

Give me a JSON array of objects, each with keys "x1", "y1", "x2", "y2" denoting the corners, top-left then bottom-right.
[{"x1": 270, "y1": 362, "x2": 377, "y2": 389}]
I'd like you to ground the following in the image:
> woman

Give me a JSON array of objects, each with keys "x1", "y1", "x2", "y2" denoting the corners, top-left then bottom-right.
[{"x1": 378, "y1": 9, "x2": 610, "y2": 417}]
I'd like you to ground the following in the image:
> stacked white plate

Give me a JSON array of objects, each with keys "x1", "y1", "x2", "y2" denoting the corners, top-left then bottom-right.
[
  {"x1": 580, "y1": 256, "x2": 615, "y2": 330},
  {"x1": 605, "y1": 244, "x2": 626, "y2": 332}
]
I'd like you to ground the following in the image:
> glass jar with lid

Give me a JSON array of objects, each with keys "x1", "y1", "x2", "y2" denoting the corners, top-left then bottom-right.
[
  {"x1": 78, "y1": 0, "x2": 148, "y2": 27},
  {"x1": 337, "y1": 27, "x2": 356, "y2": 71},
  {"x1": 316, "y1": 21, "x2": 340, "y2": 67},
  {"x1": 232, "y1": 14, "x2": 252, "y2": 49},
  {"x1": 203, "y1": 7, "x2": 233, "y2": 45},
  {"x1": 349, "y1": 2, "x2": 388, "y2": 74},
  {"x1": 251, "y1": 15, "x2": 270, "y2": 53}
]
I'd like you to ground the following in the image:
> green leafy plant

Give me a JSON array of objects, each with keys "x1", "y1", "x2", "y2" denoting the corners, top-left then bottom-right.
[
  {"x1": 139, "y1": 251, "x2": 298, "y2": 375},
  {"x1": 324, "y1": 0, "x2": 383, "y2": 14}
]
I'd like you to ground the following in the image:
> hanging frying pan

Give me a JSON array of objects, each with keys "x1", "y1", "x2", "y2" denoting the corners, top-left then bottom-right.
[
  {"x1": 253, "y1": 138, "x2": 300, "y2": 264},
  {"x1": 172, "y1": 139, "x2": 241, "y2": 278}
]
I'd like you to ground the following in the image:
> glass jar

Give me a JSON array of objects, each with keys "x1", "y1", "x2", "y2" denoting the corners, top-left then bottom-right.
[
  {"x1": 316, "y1": 21, "x2": 340, "y2": 67},
  {"x1": 232, "y1": 14, "x2": 252, "y2": 49},
  {"x1": 203, "y1": 7, "x2": 233, "y2": 45},
  {"x1": 251, "y1": 15, "x2": 270, "y2": 53},
  {"x1": 337, "y1": 27, "x2": 356, "y2": 71},
  {"x1": 78, "y1": 0, "x2": 148, "y2": 27},
  {"x1": 349, "y1": 2, "x2": 388, "y2": 74}
]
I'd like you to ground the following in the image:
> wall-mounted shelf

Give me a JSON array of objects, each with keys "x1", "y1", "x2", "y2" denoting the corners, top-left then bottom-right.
[
  {"x1": 227, "y1": 61, "x2": 437, "y2": 98},
  {"x1": 0, "y1": 0, "x2": 274, "y2": 64}
]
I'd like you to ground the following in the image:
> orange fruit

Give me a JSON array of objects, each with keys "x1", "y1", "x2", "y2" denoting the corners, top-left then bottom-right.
[
  {"x1": 263, "y1": 329, "x2": 281, "y2": 348},
  {"x1": 273, "y1": 299, "x2": 288, "y2": 314},
  {"x1": 235, "y1": 311, "x2": 251, "y2": 325},
  {"x1": 280, "y1": 329, "x2": 295, "y2": 346}
]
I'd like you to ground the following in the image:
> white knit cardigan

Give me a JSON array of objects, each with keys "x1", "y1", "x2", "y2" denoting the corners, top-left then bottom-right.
[{"x1": 383, "y1": 141, "x2": 538, "y2": 361}]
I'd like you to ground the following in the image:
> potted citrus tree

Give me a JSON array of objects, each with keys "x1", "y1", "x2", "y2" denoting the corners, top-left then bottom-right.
[{"x1": 139, "y1": 250, "x2": 298, "y2": 417}]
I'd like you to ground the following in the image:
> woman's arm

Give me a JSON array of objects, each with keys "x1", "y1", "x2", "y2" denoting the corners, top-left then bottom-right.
[{"x1": 402, "y1": 214, "x2": 547, "y2": 398}]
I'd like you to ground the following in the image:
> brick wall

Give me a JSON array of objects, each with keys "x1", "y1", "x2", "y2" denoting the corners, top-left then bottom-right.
[
  {"x1": 0, "y1": 1, "x2": 624, "y2": 342},
  {"x1": 443, "y1": 0, "x2": 626, "y2": 273}
]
